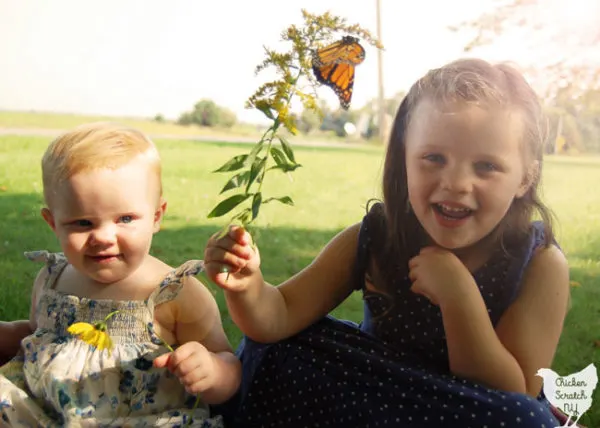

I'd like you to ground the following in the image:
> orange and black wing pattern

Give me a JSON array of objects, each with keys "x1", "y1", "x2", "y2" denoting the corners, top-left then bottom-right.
[
  {"x1": 312, "y1": 36, "x2": 366, "y2": 110},
  {"x1": 312, "y1": 62, "x2": 356, "y2": 110}
]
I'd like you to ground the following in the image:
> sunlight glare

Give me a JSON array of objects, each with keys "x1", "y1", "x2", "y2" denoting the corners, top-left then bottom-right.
[{"x1": 551, "y1": 0, "x2": 599, "y2": 30}]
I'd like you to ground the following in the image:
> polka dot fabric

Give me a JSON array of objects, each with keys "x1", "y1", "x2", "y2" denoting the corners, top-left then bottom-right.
[
  {"x1": 360, "y1": 221, "x2": 521, "y2": 374},
  {"x1": 217, "y1": 220, "x2": 560, "y2": 427}
]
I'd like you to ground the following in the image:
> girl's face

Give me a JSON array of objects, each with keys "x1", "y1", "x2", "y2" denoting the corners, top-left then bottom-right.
[
  {"x1": 42, "y1": 157, "x2": 165, "y2": 286},
  {"x1": 404, "y1": 99, "x2": 534, "y2": 252}
]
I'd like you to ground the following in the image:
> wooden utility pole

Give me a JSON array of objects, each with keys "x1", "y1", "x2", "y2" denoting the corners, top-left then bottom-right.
[{"x1": 376, "y1": 0, "x2": 386, "y2": 144}]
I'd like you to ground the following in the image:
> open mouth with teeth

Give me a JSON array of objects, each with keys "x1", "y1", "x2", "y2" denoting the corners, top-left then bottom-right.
[{"x1": 433, "y1": 203, "x2": 473, "y2": 220}]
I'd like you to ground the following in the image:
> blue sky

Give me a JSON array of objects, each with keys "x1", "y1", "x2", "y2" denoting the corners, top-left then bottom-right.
[{"x1": 0, "y1": 0, "x2": 597, "y2": 124}]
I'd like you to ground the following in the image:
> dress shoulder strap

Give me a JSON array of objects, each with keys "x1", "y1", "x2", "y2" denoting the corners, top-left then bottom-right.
[
  {"x1": 147, "y1": 259, "x2": 206, "y2": 307},
  {"x1": 24, "y1": 250, "x2": 68, "y2": 290}
]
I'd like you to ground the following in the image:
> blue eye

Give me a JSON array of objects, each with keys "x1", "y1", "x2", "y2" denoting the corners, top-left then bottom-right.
[
  {"x1": 475, "y1": 161, "x2": 498, "y2": 173},
  {"x1": 73, "y1": 219, "x2": 92, "y2": 227},
  {"x1": 423, "y1": 154, "x2": 445, "y2": 164},
  {"x1": 120, "y1": 215, "x2": 134, "y2": 224}
]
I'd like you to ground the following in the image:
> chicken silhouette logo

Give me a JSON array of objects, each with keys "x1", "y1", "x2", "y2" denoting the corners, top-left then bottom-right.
[{"x1": 536, "y1": 363, "x2": 597, "y2": 427}]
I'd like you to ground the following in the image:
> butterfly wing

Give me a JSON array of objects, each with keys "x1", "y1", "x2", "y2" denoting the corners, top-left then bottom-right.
[
  {"x1": 312, "y1": 36, "x2": 366, "y2": 67},
  {"x1": 312, "y1": 62, "x2": 355, "y2": 110},
  {"x1": 311, "y1": 36, "x2": 365, "y2": 109}
]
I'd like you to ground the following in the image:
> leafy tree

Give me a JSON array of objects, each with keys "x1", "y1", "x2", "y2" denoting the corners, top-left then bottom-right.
[{"x1": 177, "y1": 99, "x2": 237, "y2": 128}]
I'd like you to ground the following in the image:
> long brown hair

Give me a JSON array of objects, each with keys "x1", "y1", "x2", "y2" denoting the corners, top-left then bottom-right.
[{"x1": 367, "y1": 58, "x2": 555, "y2": 295}]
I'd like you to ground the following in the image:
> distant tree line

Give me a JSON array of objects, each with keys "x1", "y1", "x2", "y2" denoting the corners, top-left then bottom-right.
[
  {"x1": 162, "y1": 94, "x2": 407, "y2": 142},
  {"x1": 161, "y1": 86, "x2": 599, "y2": 152},
  {"x1": 292, "y1": 91, "x2": 406, "y2": 141},
  {"x1": 176, "y1": 99, "x2": 237, "y2": 128}
]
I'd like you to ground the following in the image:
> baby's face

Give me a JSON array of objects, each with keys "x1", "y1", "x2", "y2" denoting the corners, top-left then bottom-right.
[{"x1": 44, "y1": 157, "x2": 164, "y2": 285}]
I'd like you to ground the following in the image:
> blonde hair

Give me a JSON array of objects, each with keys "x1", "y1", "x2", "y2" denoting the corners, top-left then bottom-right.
[{"x1": 42, "y1": 122, "x2": 162, "y2": 205}]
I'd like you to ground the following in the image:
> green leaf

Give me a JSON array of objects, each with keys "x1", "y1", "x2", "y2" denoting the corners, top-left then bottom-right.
[
  {"x1": 264, "y1": 196, "x2": 294, "y2": 206},
  {"x1": 251, "y1": 192, "x2": 262, "y2": 220},
  {"x1": 246, "y1": 141, "x2": 265, "y2": 167},
  {"x1": 267, "y1": 163, "x2": 302, "y2": 173},
  {"x1": 257, "y1": 103, "x2": 274, "y2": 120},
  {"x1": 233, "y1": 209, "x2": 252, "y2": 226},
  {"x1": 278, "y1": 136, "x2": 296, "y2": 163},
  {"x1": 241, "y1": 212, "x2": 252, "y2": 225},
  {"x1": 220, "y1": 171, "x2": 250, "y2": 194},
  {"x1": 270, "y1": 147, "x2": 288, "y2": 167},
  {"x1": 246, "y1": 156, "x2": 266, "y2": 192},
  {"x1": 213, "y1": 155, "x2": 248, "y2": 173},
  {"x1": 207, "y1": 193, "x2": 252, "y2": 218},
  {"x1": 272, "y1": 117, "x2": 281, "y2": 132}
]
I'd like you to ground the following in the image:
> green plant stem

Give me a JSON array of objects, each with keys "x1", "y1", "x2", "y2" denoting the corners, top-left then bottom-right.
[
  {"x1": 254, "y1": 68, "x2": 302, "y2": 200},
  {"x1": 255, "y1": 126, "x2": 277, "y2": 197},
  {"x1": 161, "y1": 336, "x2": 202, "y2": 426},
  {"x1": 257, "y1": 123, "x2": 275, "y2": 145}
]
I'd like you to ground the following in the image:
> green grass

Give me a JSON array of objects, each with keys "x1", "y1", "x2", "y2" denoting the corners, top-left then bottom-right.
[
  {"x1": 0, "y1": 110, "x2": 362, "y2": 144},
  {"x1": 1, "y1": 135, "x2": 598, "y2": 424}
]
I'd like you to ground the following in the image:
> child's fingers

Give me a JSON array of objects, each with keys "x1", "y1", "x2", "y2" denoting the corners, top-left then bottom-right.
[
  {"x1": 411, "y1": 282, "x2": 438, "y2": 305},
  {"x1": 408, "y1": 267, "x2": 417, "y2": 283},
  {"x1": 205, "y1": 263, "x2": 253, "y2": 292},
  {"x1": 204, "y1": 245, "x2": 249, "y2": 271},
  {"x1": 408, "y1": 255, "x2": 419, "y2": 270},
  {"x1": 154, "y1": 342, "x2": 200, "y2": 370},
  {"x1": 153, "y1": 352, "x2": 171, "y2": 368},
  {"x1": 166, "y1": 343, "x2": 198, "y2": 371},
  {"x1": 229, "y1": 225, "x2": 252, "y2": 245},
  {"x1": 207, "y1": 234, "x2": 251, "y2": 259},
  {"x1": 211, "y1": 225, "x2": 251, "y2": 246},
  {"x1": 183, "y1": 378, "x2": 212, "y2": 395},
  {"x1": 204, "y1": 261, "x2": 238, "y2": 283}
]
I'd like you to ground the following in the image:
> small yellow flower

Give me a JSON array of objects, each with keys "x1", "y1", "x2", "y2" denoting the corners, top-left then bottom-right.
[{"x1": 67, "y1": 311, "x2": 118, "y2": 355}]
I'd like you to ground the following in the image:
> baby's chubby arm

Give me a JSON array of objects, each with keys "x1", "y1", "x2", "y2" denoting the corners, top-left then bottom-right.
[
  {"x1": 0, "y1": 267, "x2": 45, "y2": 363},
  {"x1": 0, "y1": 321, "x2": 33, "y2": 363},
  {"x1": 203, "y1": 224, "x2": 361, "y2": 343},
  {"x1": 153, "y1": 276, "x2": 241, "y2": 405}
]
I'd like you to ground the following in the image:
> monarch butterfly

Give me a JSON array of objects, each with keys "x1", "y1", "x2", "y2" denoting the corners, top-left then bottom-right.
[{"x1": 312, "y1": 36, "x2": 366, "y2": 110}]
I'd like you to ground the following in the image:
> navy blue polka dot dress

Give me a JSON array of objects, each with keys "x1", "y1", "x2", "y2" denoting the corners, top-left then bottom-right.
[{"x1": 218, "y1": 217, "x2": 561, "y2": 427}]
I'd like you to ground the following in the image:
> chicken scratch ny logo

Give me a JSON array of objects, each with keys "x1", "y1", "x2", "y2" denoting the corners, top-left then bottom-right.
[{"x1": 536, "y1": 363, "x2": 597, "y2": 427}]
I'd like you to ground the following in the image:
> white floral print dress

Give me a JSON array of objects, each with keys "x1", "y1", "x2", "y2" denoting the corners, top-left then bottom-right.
[{"x1": 0, "y1": 250, "x2": 224, "y2": 428}]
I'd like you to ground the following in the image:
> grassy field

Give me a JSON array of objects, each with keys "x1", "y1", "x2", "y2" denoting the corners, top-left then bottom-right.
[
  {"x1": 0, "y1": 110, "x2": 357, "y2": 144},
  {"x1": 1, "y1": 134, "x2": 598, "y2": 424}
]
